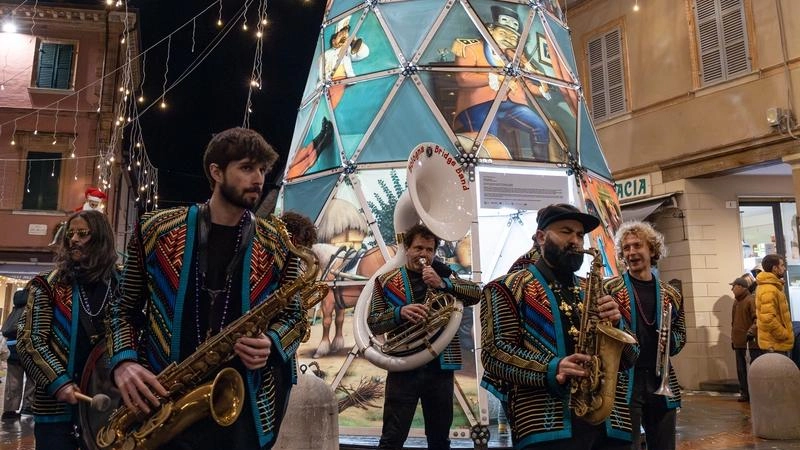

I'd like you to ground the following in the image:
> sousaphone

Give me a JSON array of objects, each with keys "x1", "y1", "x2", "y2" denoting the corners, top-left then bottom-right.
[{"x1": 353, "y1": 143, "x2": 475, "y2": 371}]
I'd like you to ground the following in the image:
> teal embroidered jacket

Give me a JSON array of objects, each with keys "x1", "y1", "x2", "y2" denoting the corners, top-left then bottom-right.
[
  {"x1": 604, "y1": 272, "x2": 685, "y2": 409},
  {"x1": 17, "y1": 271, "x2": 99, "y2": 422},
  {"x1": 368, "y1": 266, "x2": 481, "y2": 370},
  {"x1": 480, "y1": 265, "x2": 639, "y2": 448},
  {"x1": 107, "y1": 206, "x2": 305, "y2": 449}
]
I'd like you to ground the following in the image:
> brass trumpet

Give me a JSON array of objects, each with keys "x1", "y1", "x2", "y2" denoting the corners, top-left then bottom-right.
[{"x1": 654, "y1": 302, "x2": 675, "y2": 397}]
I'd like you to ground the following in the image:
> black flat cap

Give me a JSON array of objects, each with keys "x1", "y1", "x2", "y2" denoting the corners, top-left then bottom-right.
[{"x1": 537, "y1": 203, "x2": 601, "y2": 232}]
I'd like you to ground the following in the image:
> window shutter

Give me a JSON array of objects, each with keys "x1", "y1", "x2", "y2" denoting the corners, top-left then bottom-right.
[
  {"x1": 35, "y1": 43, "x2": 74, "y2": 89},
  {"x1": 695, "y1": 0, "x2": 749, "y2": 85},
  {"x1": 36, "y1": 43, "x2": 57, "y2": 88},
  {"x1": 53, "y1": 45, "x2": 74, "y2": 89},
  {"x1": 587, "y1": 28, "x2": 626, "y2": 121}
]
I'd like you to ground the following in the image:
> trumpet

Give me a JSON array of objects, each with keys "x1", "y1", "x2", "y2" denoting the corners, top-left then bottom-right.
[{"x1": 654, "y1": 302, "x2": 675, "y2": 397}]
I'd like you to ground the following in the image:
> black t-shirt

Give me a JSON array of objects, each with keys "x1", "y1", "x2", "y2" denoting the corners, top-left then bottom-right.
[
  {"x1": 181, "y1": 223, "x2": 244, "y2": 360},
  {"x1": 630, "y1": 276, "x2": 658, "y2": 370}
]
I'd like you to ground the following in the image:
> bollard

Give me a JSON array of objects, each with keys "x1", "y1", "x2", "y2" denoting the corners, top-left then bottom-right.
[
  {"x1": 274, "y1": 366, "x2": 339, "y2": 450},
  {"x1": 748, "y1": 352, "x2": 800, "y2": 439}
]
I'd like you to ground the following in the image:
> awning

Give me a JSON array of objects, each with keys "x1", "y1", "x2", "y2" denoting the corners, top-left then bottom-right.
[
  {"x1": 0, "y1": 262, "x2": 53, "y2": 280},
  {"x1": 620, "y1": 194, "x2": 679, "y2": 222}
]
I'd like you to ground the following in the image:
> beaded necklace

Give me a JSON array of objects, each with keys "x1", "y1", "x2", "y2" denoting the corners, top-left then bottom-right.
[
  {"x1": 78, "y1": 282, "x2": 111, "y2": 317},
  {"x1": 194, "y1": 211, "x2": 248, "y2": 344},
  {"x1": 552, "y1": 280, "x2": 583, "y2": 343},
  {"x1": 631, "y1": 281, "x2": 656, "y2": 327}
]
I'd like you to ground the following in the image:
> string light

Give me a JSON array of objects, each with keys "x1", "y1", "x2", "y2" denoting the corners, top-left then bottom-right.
[{"x1": 633, "y1": 0, "x2": 640, "y2": 11}]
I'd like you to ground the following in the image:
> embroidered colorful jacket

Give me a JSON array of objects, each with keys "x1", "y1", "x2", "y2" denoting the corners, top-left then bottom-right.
[
  {"x1": 480, "y1": 265, "x2": 639, "y2": 448},
  {"x1": 604, "y1": 272, "x2": 686, "y2": 409},
  {"x1": 368, "y1": 266, "x2": 481, "y2": 370},
  {"x1": 107, "y1": 206, "x2": 305, "y2": 449},
  {"x1": 17, "y1": 271, "x2": 89, "y2": 422}
]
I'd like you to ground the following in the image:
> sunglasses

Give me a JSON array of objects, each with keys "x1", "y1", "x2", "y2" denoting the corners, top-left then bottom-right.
[{"x1": 66, "y1": 229, "x2": 91, "y2": 239}]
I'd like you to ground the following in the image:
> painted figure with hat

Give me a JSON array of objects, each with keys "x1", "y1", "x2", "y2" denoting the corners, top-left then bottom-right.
[
  {"x1": 729, "y1": 275, "x2": 759, "y2": 402},
  {"x1": 321, "y1": 15, "x2": 370, "y2": 110},
  {"x1": 605, "y1": 220, "x2": 685, "y2": 450},
  {"x1": 480, "y1": 203, "x2": 639, "y2": 449},
  {"x1": 76, "y1": 187, "x2": 107, "y2": 212},
  {"x1": 451, "y1": 4, "x2": 551, "y2": 161}
]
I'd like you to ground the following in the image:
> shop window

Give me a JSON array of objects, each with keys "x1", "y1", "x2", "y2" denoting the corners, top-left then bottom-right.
[
  {"x1": 35, "y1": 42, "x2": 76, "y2": 90},
  {"x1": 586, "y1": 27, "x2": 627, "y2": 122},
  {"x1": 22, "y1": 152, "x2": 61, "y2": 210},
  {"x1": 693, "y1": 0, "x2": 751, "y2": 86}
]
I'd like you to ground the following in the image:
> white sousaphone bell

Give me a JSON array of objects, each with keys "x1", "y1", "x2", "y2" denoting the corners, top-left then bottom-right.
[{"x1": 353, "y1": 143, "x2": 476, "y2": 371}]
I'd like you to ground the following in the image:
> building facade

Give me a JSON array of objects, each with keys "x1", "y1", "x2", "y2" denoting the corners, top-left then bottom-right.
[
  {"x1": 566, "y1": 0, "x2": 800, "y2": 388},
  {"x1": 0, "y1": 2, "x2": 139, "y2": 318}
]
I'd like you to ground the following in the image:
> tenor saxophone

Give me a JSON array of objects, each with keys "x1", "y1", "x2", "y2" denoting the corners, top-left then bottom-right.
[
  {"x1": 570, "y1": 248, "x2": 637, "y2": 425},
  {"x1": 96, "y1": 218, "x2": 328, "y2": 450}
]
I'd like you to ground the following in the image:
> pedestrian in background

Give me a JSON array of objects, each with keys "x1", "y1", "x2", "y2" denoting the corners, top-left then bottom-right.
[
  {"x1": 729, "y1": 276, "x2": 758, "y2": 402},
  {"x1": 1, "y1": 289, "x2": 35, "y2": 419}
]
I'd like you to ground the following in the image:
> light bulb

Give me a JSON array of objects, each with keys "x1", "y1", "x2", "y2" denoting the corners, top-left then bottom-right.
[
  {"x1": 138, "y1": 96, "x2": 144, "y2": 103},
  {"x1": 256, "y1": 31, "x2": 263, "y2": 38},
  {"x1": 10, "y1": 139, "x2": 14, "y2": 145},
  {"x1": 160, "y1": 101, "x2": 167, "y2": 109},
  {"x1": 217, "y1": 19, "x2": 223, "y2": 27},
  {"x1": 70, "y1": 153, "x2": 75, "y2": 158},
  {"x1": 261, "y1": 19, "x2": 268, "y2": 25},
  {"x1": 633, "y1": 1, "x2": 640, "y2": 11},
  {"x1": 242, "y1": 22, "x2": 248, "y2": 31},
  {"x1": 33, "y1": 130, "x2": 38, "y2": 135}
]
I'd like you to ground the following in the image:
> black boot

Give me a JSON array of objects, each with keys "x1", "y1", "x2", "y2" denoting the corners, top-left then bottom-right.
[{"x1": 313, "y1": 117, "x2": 334, "y2": 152}]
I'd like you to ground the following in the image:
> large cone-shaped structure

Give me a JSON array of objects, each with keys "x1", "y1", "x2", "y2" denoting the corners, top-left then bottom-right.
[{"x1": 278, "y1": 0, "x2": 624, "y2": 440}]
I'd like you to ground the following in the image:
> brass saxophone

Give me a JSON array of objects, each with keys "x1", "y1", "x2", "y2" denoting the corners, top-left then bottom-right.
[
  {"x1": 570, "y1": 248, "x2": 637, "y2": 425},
  {"x1": 96, "y1": 219, "x2": 328, "y2": 450}
]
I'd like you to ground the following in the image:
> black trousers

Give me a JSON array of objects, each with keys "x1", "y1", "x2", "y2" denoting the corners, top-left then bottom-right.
[
  {"x1": 34, "y1": 420, "x2": 85, "y2": 450},
  {"x1": 630, "y1": 369, "x2": 677, "y2": 450},
  {"x1": 377, "y1": 365, "x2": 454, "y2": 450},
  {"x1": 518, "y1": 417, "x2": 630, "y2": 450},
  {"x1": 734, "y1": 347, "x2": 749, "y2": 398}
]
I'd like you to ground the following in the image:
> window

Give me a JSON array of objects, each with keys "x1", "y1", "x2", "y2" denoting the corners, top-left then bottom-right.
[
  {"x1": 694, "y1": 0, "x2": 750, "y2": 85},
  {"x1": 35, "y1": 42, "x2": 75, "y2": 90},
  {"x1": 23, "y1": 152, "x2": 61, "y2": 210},
  {"x1": 587, "y1": 27, "x2": 627, "y2": 122}
]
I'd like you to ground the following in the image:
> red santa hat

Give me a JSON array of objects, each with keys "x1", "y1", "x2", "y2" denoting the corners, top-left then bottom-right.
[{"x1": 85, "y1": 187, "x2": 107, "y2": 202}]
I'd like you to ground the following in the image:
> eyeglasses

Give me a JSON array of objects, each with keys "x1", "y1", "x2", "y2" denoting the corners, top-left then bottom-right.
[{"x1": 66, "y1": 229, "x2": 91, "y2": 239}]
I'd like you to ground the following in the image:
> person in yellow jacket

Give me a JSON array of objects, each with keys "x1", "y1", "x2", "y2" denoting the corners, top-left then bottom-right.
[{"x1": 755, "y1": 254, "x2": 795, "y2": 354}]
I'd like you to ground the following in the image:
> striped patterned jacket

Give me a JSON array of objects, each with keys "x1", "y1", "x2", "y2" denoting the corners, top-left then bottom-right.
[
  {"x1": 604, "y1": 272, "x2": 685, "y2": 409},
  {"x1": 480, "y1": 264, "x2": 640, "y2": 447},
  {"x1": 17, "y1": 271, "x2": 93, "y2": 422},
  {"x1": 368, "y1": 266, "x2": 481, "y2": 370},
  {"x1": 107, "y1": 205, "x2": 305, "y2": 449}
]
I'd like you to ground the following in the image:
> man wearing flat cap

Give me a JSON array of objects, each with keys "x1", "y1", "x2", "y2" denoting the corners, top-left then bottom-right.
[
  {"x1": 729, "y1": 276, "x2": 759, "y2": 402},
  {"x1": 480, "y1": 203, "x2": 639, "y2": 449}
]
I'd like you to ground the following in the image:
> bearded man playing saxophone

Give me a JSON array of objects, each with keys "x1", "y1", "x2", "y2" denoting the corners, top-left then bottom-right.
[
  {"x1": 605, "y1": 220, "x2": 685, "y2": 450},
  {"x1": 481, "y1": 203, "x2": 639, "y2": 450}
]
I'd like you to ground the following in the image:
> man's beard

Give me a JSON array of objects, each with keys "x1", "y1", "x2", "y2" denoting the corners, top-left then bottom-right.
[
  {"x1": 220, "y1": 180, "x2": 261, "y2": 210},
  {"x1": 542, "y1": 237, "x2": 584, "y2": 274}
]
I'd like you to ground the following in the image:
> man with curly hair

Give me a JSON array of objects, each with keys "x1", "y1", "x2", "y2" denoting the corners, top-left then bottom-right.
[{"x1": 605, "y1": 221, "x2": 686, "y2": 450}]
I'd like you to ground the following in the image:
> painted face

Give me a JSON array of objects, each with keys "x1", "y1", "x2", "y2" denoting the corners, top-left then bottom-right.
[
  {"x1": 489, "y1": 24, "x2": 520, "y2": 50},
  {"x1": 621, "y1": 233, "x2": 654, "y2": 274},
  {"x1": 537, "y1": 219, "x2": 586, "y2": 273},
  {"x1": 405, "y1": 235, "x2": 436, "y2": 273},
  {"x1": 66, "y1": 216, "x2": 92, "y2": 262},
  {"x1": 331, "y1": 27, "x2": 349, "y2": 49},
  {"x1": 217, "y1": 158, "x2": 267, "y2": 210}
]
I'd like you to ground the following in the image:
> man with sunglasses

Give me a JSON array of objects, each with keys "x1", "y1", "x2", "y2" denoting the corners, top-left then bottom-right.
[
  {"x1": 108, "y1": 127, "x2": 305, "y2": 450},
  {"x1": 18, "y1": 210, "x2": 119, "y2": 450}
]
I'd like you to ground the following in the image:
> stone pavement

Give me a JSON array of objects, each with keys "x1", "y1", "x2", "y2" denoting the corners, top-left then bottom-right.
[{"x1": 1, "y1": 390, "x2": 799, "y2": 449}]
